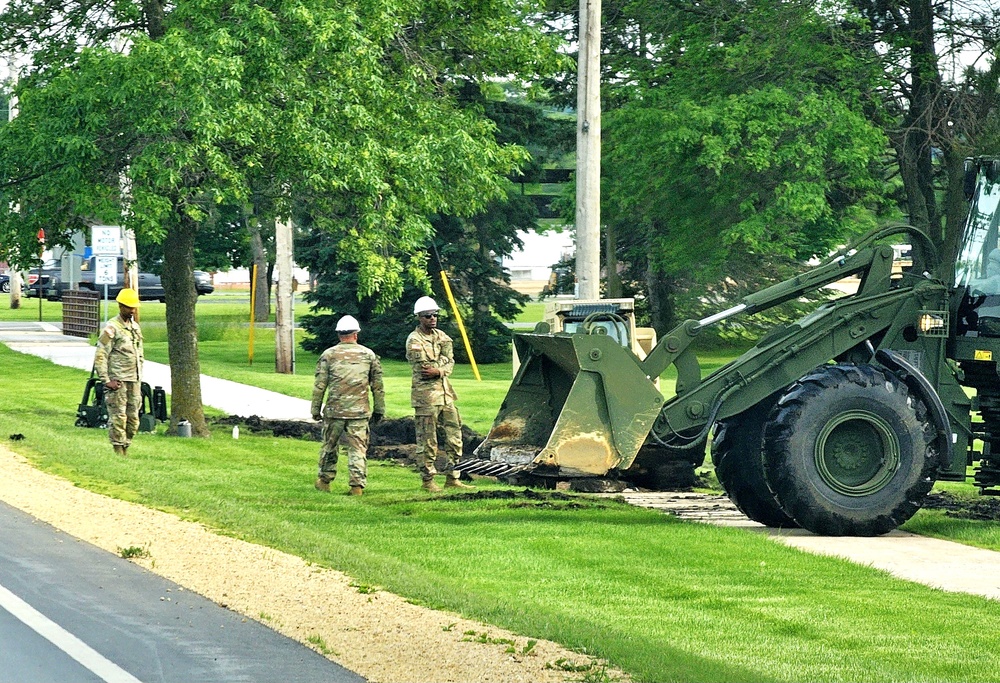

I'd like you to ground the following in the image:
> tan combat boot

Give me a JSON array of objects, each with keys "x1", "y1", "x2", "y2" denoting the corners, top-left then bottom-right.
[
  {"x1": 314, "y1": 477, "x2": 331, "y2": 493},
  {"x1": 445, "y1": 477, "x2": 474, "y2": 489},
  {"x1": 422, "y1": 479, "x2": 442, "y2": 493},
  {"x1": 113, "y1": 445, "x2": 127, "y2": 457},
  {"x1": 349, "y1": 486, "x2": 363, "y2": 496}
]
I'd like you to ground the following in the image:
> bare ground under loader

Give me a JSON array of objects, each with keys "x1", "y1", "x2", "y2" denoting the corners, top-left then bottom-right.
[{"x1": 468, "y1": 157, "x2": 1000, "y2": 536}]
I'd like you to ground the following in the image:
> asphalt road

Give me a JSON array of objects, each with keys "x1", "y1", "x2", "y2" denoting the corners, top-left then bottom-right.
[{"x1": 0, "y1": 501, "x2": 365, "y2": 683}]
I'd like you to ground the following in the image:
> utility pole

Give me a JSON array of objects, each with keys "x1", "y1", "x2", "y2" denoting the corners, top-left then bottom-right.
[
  {"x1": 3, "y1": 84, "x2": 22, "y2": 309},
  {"x1": 274, "y1": 217, "x2": 294, "y2": 374},
  {"x1": 122, "y1": 229, "x2": 138, "y2": 291},
  {"x1": 575, "y1": 0, "x2": 601, "y2": 300}
]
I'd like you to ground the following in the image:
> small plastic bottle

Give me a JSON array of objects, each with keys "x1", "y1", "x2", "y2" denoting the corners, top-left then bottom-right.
[{"x1": 232, "y1": 425, "x2": 240, "y2": 439}]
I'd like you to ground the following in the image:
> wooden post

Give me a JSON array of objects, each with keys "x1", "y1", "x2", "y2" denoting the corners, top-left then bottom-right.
[
  {"x1": 274, "y1": 218, "x2": 294, "y2": 374},
  {"x1": 122, "y1": 229, "x2": 138, "y2": 292},
  {"x1": 575, "y1": 0, "x2": 601, "y2": 300}
]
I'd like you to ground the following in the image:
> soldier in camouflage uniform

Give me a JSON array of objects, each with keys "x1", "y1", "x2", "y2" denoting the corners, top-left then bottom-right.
[
  {"x1": 406, "y1": 296, "x2": 474, "y2": 492},
  {"x1": 311, "y1": 315, "x2": 385, "y2": 496},
  {"x1": 93, "y1": 288, "x2": 144, "y2": 457}
]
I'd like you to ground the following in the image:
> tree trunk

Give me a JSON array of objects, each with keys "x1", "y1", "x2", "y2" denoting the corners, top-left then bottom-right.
[
  {"x1": 891, "y1": 0, "x2": 946, "y2": 249},
  {"x1": 9, "y1": 270, "x2": 21, "y2": 309},
  {"x1": 142, "y1": 0, "x2": 166, "y2": 40},
  {"x1": 645, "y1": 262, "x2": 675, "y2": 337},
  {"x1": 162, "y1": 214, "x2": 209, "y2": 436},
  {"x1": 249, "y1": 221, "x2": 271, "y2": 323},
  {"x1": 605, "y1": 224, "x2": 622, "y2": 298},
  {"x1": 274, "y1": 218, "x2": 294, "y2": 374},
  {"x1": 941, "y1": 146, "x2": 969, "y2": 272},
  {"x1": 472, "y1": 241, "x2": 490, "y2": 351}
]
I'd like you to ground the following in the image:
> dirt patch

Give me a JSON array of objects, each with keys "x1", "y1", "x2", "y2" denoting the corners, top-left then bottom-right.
[
  {"x1": 447, "y1": 488, "x2": 622, "y2": 510},
  {"x1": 215, "y1": 414, "x2": 321, "y2": 440},
  {"x1": 213, "y1": 415, "x2": 702, "y2": 491},
  {"x1": 923, "y1": 491, "x2": 1000, "y2": 522},
  {"x1": 213, "y1": 415, "x2": 484, "y2": 462}
]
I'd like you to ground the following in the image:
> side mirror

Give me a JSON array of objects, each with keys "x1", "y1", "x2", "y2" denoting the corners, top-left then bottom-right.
[
  {"x1": 988, "y1": 159, "x2": 1000, "y2": 184},
  {"x1": 964, "y1": 158, "x2": 977, "y2": 201}
]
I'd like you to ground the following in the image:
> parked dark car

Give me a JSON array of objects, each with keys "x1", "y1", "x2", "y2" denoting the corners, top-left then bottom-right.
[
  {"x1": 77, "y1": 256, "x2": 166, "y2": 301},
  {"x1": 194, "y1": 270, "x2": 215, "y2": 295},
  {"x1": 0, "y1": 273, "x2": 10, "y2": 293},
  {"x1": 23, "y1": 260, "x2": 64, "y2": 300},
  {"x1": 25, "y1": 257, "x2": 212, "y2": 301}
]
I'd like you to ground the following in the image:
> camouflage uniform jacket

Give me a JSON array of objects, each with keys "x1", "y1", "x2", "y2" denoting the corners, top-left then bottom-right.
[
  {"x1": 311, "y1": 342, "x2": 385, "y2": 419},
  {"x1": 94, "y1": 315, "x2": 144, "y2": 383},
  {"x1": 406, "y1": 327, "x2": 457, "y2": 409}
]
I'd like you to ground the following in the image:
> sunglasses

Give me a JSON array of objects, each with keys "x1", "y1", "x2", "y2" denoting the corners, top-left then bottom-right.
[{"x1": 420, "y1": 313, "x2": 439, "y2": 319}]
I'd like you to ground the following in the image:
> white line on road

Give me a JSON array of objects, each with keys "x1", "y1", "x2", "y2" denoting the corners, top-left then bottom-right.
[{"x1": 0, "y1": 583, "x2": 142, "y2": 683}]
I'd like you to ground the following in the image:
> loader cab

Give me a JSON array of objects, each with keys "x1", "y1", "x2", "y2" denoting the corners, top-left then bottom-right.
[
  {"x1": 543, "y1": 298, "x2": 658, "y2": 357},
  {"x1": 511, "y1": 298, "x2": 658, "y2": 377},
  {"x1": 954, "y1": 158, "x2": 1000, "y2": 337}
]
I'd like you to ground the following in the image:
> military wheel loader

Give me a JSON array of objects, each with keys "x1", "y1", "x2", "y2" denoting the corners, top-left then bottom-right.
[{"x1": 467, "y1": 156, "x2": 1000, "y2": 536}]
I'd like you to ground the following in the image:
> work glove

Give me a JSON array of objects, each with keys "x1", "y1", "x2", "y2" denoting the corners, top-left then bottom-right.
[{"x1": 370, "y1": 411, "x2": 384, "y2": 425}]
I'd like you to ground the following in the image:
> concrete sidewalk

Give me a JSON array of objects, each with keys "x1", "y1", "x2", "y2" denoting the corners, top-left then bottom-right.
[
  {"x1": 617, "y1": 492, "x2": 1000, "y2": 602},
  {"x1": 0, "y1": 321, "x2": 310, "y2": 420}
]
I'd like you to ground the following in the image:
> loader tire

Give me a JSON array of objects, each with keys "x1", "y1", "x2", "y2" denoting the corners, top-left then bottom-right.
[
  {"x1": 712, "y1": 398, "x2": 798, "y2": 528},
  {"x1": 763, "y1": 364, "x2": 936, "y2": 536}
]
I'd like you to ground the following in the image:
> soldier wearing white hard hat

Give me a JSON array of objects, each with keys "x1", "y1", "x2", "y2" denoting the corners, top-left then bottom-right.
[
  {"x1": 405, "y1": 296, "x2": 473, "y2": 492},
  {"x1": 336, "y1": 314, "x2": 361, "y2": 332},
  {"x1": 311, "y1": 314, "x2": 385, "y2": 496}
]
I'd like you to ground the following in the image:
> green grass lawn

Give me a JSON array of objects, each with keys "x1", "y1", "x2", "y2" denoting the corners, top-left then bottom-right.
[{"x1": 4, "y1": 344, "x2": 1000, "y2": 682}]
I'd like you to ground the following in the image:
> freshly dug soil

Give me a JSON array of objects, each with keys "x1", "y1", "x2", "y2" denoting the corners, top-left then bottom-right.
[
  {"x1": 212, "y1": 415, "x2": 702, "y2": 491},
  {"x1": 213, "y1": 415, "x2": 484, "y2": 461},
  {"x1": 923, "y1": 491, "x2": 1000, "y2": 521}
]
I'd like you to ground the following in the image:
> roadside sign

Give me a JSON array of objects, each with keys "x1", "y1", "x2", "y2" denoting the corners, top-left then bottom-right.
[
  {"x1": 95, "y1": 256, "x2": 117, "y2": 285},
  {"x1": 92, "y1": 226, "x2": 121, "y2": 255}
]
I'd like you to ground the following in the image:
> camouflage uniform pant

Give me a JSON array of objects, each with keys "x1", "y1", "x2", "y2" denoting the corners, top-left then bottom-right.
[
  {"x1": 106, "y1": 380, "x2": 141, "y2": 447},
  {"x1": 318, "y1": 418, "x2": 370, "y2": 488},
  {"x1": 414, "y1": 404, "x2": 463, "y2": 482}
]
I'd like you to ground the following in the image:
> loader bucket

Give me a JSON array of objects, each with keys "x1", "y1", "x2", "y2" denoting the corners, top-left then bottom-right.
[{"x1": 474, "y1": 332, "x2": 664, "y2": 477}]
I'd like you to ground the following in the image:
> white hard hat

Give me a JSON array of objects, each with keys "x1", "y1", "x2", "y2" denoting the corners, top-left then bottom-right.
[
  {"x1": 336, "y1": 315, "x2": 361, "y2": 333},
  {"x1": 413, "y1": 296, "x2": 439, "y2": 315}
]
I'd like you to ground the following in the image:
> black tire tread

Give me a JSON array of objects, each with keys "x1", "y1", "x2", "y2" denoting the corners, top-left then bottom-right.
[
  {"x1": 712, "y1": 398, "x2": 798, "y2": 528},
  {"x1": 763, "y1": 363, "x2": 936, "y2": 536}
]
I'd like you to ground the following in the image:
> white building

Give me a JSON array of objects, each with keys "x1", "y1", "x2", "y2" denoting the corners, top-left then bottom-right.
[{"x1": 504, "y1": 229, "x2": 575, "y2": 295}]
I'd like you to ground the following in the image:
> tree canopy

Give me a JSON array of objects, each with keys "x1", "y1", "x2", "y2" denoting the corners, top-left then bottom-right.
[
  {"x1": 590, "y1": 0, "x2": 894, "y2": 333},
  {"x1": 299, "y1": 95, "x2": 571, "y2": 362},
  {"x1": 0, "y1": 0, "x2": 560, "y2": 432}
]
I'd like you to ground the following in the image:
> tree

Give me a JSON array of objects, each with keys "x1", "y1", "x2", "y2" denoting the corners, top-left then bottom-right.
[
  {"x1": 594, "y1": 1, "x2": 893, "y2": 333},
  {"x1": 0, "y1": 0, "x2": 559, "y2": 433},
  {"x1": 299, "y1": 190, "x2": 535, "y2": 364},
  {"x1": 846, "y1": 0, "x2": 1000, "y2": 267},
  {"x1": 299, "y1": 96, "x2": 570, "y2": 362},
  {"x1": 430, "y1": 195, "x2": 536, "y2": 364}
]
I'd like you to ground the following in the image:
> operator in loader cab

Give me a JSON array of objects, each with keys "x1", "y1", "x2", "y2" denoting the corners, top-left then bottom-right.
[
  {"x1": 94, "y1": 288, "x2": 144, "y2": 457},
  {"x1": 406, "y1": 296, "x2": 473, "y2": 493}
]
